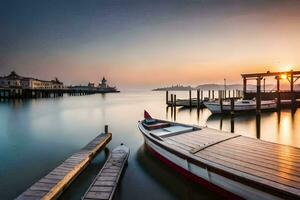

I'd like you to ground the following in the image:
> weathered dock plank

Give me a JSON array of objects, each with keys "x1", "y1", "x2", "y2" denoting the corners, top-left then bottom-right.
[
  {"x1": 16, "y1": 132, "x2": 112, "y2": 200},
  {"x1": 82, "y1": 144, "x2": 129, "y2": 200}
]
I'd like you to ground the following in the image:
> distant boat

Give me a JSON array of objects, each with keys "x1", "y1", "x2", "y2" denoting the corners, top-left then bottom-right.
[
  {"x1": 138, "y1": 111, "x2": 300, "y2": 200},
  {"x1": 204, "y1": 99, "x2": 277, "y2": 114}
]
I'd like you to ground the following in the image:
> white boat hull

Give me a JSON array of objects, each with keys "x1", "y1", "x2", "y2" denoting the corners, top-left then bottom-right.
[{"x1": 204, "y1": 100, "x2": 277, "y2": 114}]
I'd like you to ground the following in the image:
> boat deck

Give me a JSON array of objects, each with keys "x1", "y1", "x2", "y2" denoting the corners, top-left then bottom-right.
[
  {"x1": 160, "y1": 127, "x2": 300, "y2": 199},
  {"x1": 82, "y1": 145, "x2": 129, "y2": 200}
]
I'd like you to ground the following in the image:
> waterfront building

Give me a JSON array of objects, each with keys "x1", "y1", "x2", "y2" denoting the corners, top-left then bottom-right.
[
  {"x1": 0, "y1": 71, "x2": 64, "y2": 89},
  {"x1": 99, "y1": 77, "x2": 108, "y2": 88},
  {"x1": 70, "y1": 76, "x2": 119, "y2": 93}
]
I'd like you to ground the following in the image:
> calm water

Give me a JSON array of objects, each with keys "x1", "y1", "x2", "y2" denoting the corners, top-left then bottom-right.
[{"x1": 0, "y1": 91, "x2": 299, "y2": 199}]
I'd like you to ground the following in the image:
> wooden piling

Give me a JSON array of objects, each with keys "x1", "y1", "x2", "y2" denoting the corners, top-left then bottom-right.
[
  {"x1": 256, "y1": 78, "x2": 261, "y2": 115},
  {"x1": 105, "y1": 125, "x2": 108, "y2": 134},
  {"x1": 208, "y1": 90, "x2": 211, "y2": 100},
  {"x1": 170, "y1": 94, "x2": 173, "y2": 108},
  {"x1": 230, "y1": 98, "x2": 235, "y2": 133},
  {"x1": 220, "y1": 94, "x2": 223, "y2": 113},
  {"x1": 276, "y1": 77, "x2": 281, "y2": 110},
  {"x1": 174, "y1": 94, "x2": 177, "y2": 120},
  {"x1": 200, "y1": 90, "x2": 203, "y2": 101},
  {"x1": 166, "y1": 91, "x2": 169, "y2": 105},
  {"x1": 189, "y1": 90, "x2": 192, "y2": 107},
  {"x1": 230, "y1": 98, "x2": 235, "y2": 116},
  {"x1": 197, "y1": 89, "x2": 200, "y2": 110},
  {"x1": 212, "y1": 90, "x2": 215, "y2": 99}
]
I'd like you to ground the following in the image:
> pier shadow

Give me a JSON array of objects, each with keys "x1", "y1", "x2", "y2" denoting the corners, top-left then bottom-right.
[{"x1": 136, "y1": 145, "x2": 219, "y2": 200}]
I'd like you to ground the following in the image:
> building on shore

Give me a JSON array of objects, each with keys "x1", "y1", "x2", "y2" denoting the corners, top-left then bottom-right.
[
  {"x1": 70, "y1": 76, "x2": 119, "y2": 93},
  {"x1": 0, "y1": 71, "x2": 64, "y2": 89}
]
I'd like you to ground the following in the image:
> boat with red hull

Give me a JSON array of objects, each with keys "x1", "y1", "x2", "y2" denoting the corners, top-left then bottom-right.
[{"x1": 138, "y1": 111, "x2": 300, "y2": 200}]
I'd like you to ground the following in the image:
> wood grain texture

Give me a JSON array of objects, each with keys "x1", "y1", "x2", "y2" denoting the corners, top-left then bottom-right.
[{"x1": 16, "y1": 133, "x2": 112, "y2": 200}]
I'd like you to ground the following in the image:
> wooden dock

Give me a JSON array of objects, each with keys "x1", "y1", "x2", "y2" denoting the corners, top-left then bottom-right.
[
  {"x1": 82, "y1": 144, "x2": 130, "y2": 200},
  {"x1": 16, "y1": 132, "x2": 112, "y2": 200},
  {"x1": 166, "y1": 90, "x2": 242, "y2": 108},
  {"x1": 167, "y1": 98, "x2": 205, "y2": 108}
]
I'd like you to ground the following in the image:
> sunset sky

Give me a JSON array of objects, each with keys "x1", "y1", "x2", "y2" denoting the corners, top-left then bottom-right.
[{"x1": 1, "y1": 0, "x2": 300, "y2": 88}]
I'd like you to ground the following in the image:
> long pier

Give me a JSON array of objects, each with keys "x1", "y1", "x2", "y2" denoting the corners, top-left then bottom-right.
[
  {"x1": 0, "y1": 88, "x2": 119, "y2": 99},
  {"x1": 17, "y1": 130, "x2": 112, "y2": 200},
  {"x1": 82, "y1": 144, "x2": 129, "y2": 200}
]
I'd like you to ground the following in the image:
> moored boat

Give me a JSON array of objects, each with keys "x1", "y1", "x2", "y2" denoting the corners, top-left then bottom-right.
[
  {"x1": 138, "y1": 111, "x2": 300, "y2": 200},
  {"x1": 204, "y1": 99, "x2": 277, "y2": 114}
]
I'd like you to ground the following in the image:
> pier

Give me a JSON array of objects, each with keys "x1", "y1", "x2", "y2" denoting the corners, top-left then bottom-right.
[
  {"x1": 166, "y1": 90, "x2": 243, "y2": 109},
  {"x1": 0, "y1": 88, "x2": 119, "y2": 100},
  {"x1": 242, "y1": 70, "x2": 300, "y2": 110},
  {"x1": 82, "y1": 144, "x2": 130, "y2": 200},
  {"x1": 17, "y1": 128, "x2": 112, "y2": 200}
]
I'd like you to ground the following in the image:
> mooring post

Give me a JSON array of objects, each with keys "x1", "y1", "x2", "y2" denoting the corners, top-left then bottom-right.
[
  {"x1": 104, "y1": 125, "x2": 108, "y2": 134},
  {"x1": 170, "y1": 94, "x2": 174, "y2": 108},
  {"x1": 208, "y1": 90, "x2": 211, "y2": 100},
  {"x1": 166, "y1": 91, "x2": 169, "y2": 105},
  {"x1": 197, "y1": 89, "x2": 200, "y2": 110},
  {"x1": 230, "y1": 98, "x2": 235, "y2": 117},
  {"x1": 212, "y1": 90, "x2": 215, "y2": 99},
  {"x1": 256, "y1": 77, "x2": 261, "y2": 115},
  {"x1": 230, "y1": 98, "x2": 235, "y2": 133},
  {"x1": 276, "y1": 76, "x2": 281, "y2": 110},
  {"x1": 174, "y1": 94, "x2": 177, "y2": 120},
  {"x1": 200, "y1": 90, "x2": 203, "y2": 101},
  {"x1": 290, "y1": 72, "x2": 296, "y2": 110},
  {"x1": 220, "y1": 95, "x2": 223, "y2": 113},
  {"x1": 189, "y1": 90, "x2": 192, "y2": 107}
]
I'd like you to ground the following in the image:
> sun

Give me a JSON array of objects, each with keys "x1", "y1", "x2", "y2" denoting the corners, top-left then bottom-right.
[{"x1": 280, "y1": 74, "x2": 287, "y2": 79}]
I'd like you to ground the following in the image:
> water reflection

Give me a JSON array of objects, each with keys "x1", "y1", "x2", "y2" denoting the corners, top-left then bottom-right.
[
  {"x1": 136, "y1": 145, "x2": 219, "y2": 200},
  {"x1": 195, "y1": 108, "x2": 299, "y2": 147},
  {"x1": 1, "y1": 91, "x2": 299, "y2": 200}
]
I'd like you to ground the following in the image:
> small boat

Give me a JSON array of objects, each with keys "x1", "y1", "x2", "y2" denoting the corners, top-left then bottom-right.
[
  {"x1": 138, "y1": 111, "x2": 300, "y2": 200},
  {"x1": 204, "y1": 99, "x2": 277, "y2": 114}
]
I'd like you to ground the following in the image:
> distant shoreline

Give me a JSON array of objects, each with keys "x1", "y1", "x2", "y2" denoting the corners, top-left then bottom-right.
[{"x1": 152, "y1": 83, "x2": 300, "y2": 91}]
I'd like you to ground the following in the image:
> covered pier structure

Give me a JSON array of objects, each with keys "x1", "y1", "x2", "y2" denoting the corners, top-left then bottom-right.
[{"x1": 241, "y1": 70, "x2": 300, "y2": 109}]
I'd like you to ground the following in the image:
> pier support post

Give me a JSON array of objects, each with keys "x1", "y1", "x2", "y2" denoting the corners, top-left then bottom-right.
[
  {"x1": 197, "y1": 89, "x2": 200, "y2": 110},
  {"x1": 170, "y1": 94, "x2": 174, "y2": 108},
  {"x1": 230, "y1": 98, "x2": 235, "y2": 117},
  {"x1": 243, "y1": 77, "x2": 247, "y2": 96},
  {"x1": 174, "y1": 94, "x2": 177, "y2": 120},
  {"x1": 276, "y1": 76, "x2": 281, "y2": 110},
  {"x1": 256, "y1": 77, "x2": 261, "y2": 115},
  {"x1": 290, "y1": 72, "x2": 296, "y2": 111},
  {"x1": 212, "y1": 90, "x2": 215, "y2": 99},
  {"x1": 166, "y1": 91, "x2": 169, "y2": 105},
  {"x1": 220, "y1": 94, "x2": 223, "y2": 113},
  {"x1": 200, "y1": 90, "x2": 203, "y2": 101},
  {"x1": 208, "y1": 90, "x2": 211, "y2": 100},
  {"x1": 104, "y1": 125, "x2": 108, "y2": 134},
  {"x1": 189, "y1": 90, "x2": 192, "y2": 107}
]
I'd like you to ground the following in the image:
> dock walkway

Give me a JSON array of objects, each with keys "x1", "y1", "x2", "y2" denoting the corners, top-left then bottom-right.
[
  {"x1": 17, "y1": 132, "x2": 112, "y2": 200},
  {"x1": 82, "y1": 144, "x2": 130, "y2": 200}
]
